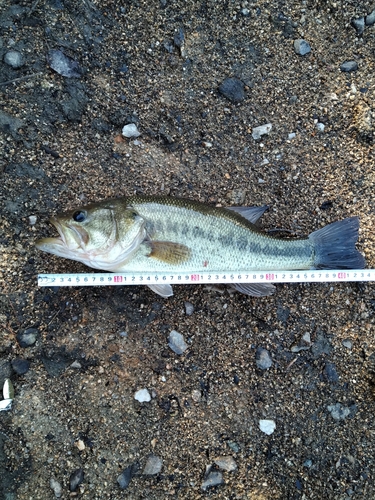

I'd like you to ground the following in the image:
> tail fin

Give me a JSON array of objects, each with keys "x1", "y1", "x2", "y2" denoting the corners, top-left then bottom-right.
[{"x1": 309, "y1": 217, "x2": 365, "y2": 269}]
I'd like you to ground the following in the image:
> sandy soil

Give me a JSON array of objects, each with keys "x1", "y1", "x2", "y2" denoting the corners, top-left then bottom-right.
[{"x1": 1, "y1": 0, "x2": 375, "y2": 498}]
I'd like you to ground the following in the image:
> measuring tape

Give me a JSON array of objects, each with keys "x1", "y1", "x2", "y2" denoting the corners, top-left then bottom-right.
[{"x1": 38, "y1": 269, "x2": 375, "y2": 287}]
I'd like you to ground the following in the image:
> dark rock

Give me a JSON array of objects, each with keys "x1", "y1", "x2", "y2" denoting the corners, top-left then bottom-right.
[
  {"x1": 324, "y1": 362, "x2": 339, "y2": 383},
  {"x1": 5, "y1": 162, "x2": 46, "y2": 180},
  {"x1": 16, "y1": 328, "x2": 38, "y2": 348},
  {"x1": 47, "y1": 49, "x2": 82, "y2": 78},
  {"x1": 174, "y1": 27, "x2": 185, "y2": 48},
  {"x1": 340, "y1": 61, "x2": 358, "y2": 73},
  {"x1": 277, "y1": 304, "x2": 290, "y2": 322},
  {"x1": 11, "y1": 358, "x2": 31, "y2": 375},
  {"x1": 69, "y1": 468, "x2": 84, "y2": 492},
  {"x1": 311, "y1": 332, "x2": 332, "y2": 358},
  {"x1": 117, "y1": 463, "x2": 138, "y2": 489},
  {"x1": 0, "y1": 111, "x2": 23, "y2": 137},
  {"x1": 218, "y1": 77, "x2": 245, "y2": 103},
  {"x1": 351, "y1": 17, "x2": 365, "y2": 35},
  {"x1": 0, "y1": 360, "x2": 12, "y2": 387}
]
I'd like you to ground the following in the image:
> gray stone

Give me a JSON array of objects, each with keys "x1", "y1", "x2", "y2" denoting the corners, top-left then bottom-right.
[
  {"x1": 69, "y1": 468, "x2": 84, "y2": 492},
  {"x1": 4, "y1": 50, "x2": 24, "y2": 68},
  {"x1": 143, "y1": 455, "x2": 163, "y2": 475},
  {"x1": 11, "y1": 358, "x2": 30, "y2": 375},
  {"x1": 49, "y1": 478, "x2": 62, "y2": 498},
  {"x1": 252, "y1": 123, "x2": 272, "y2": 140},
  {"x1": 168, "y1": 330, "x2": 188, "y2": 354},
  {"x1": 184, "y1": 302, "x2": 194, "y2": 315},
  {"x1": 255, "y1": 347, "x2": 272, "y2": 369},
  {"x1": 351, "y1": 17, "x2": 365, "y2": 35},
  {"x1": 122, "y1": 123, "x2": 140, "y2": 138},
  {"x1": 294, "y1": 39, "x2": 311, "y2": 55},
  {"x1": 16, "y1": 328, "x2": 38, "y2": 348},
  {"x1": 201, "y1": 470, "x2": 223, "y2": 491},
  {"x1": 324, "y1": 362, "x2": 339, "y2": 383},
  {"x1": 47, "y1": 49, "x2": 82, "y2": 78},
  {"x1": 218, "y1": 77, "x2": 245, "y2": 103},
  {"x1": 365, "y1": 10, "x2": 375, "y2": 26},
  {"x1": 340, "y1": 61, "x2": 358, "y2": 73},
  {"x1": 213, "y1": 456, "x2": 237, "y2": 471},
  {"x1": 327, "y1": 403, "x2": 351, "y2": 421},
  {"x1": 117, "y1": 464, "x2": 138, "y2": 489}
]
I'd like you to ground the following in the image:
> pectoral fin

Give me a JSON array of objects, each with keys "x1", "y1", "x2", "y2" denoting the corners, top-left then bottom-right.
[
  {"x1": 230, "y1": 282, "x2": 275, "y2": 297},
  {"x1": 148, "y1": 284, "x2": 174, "y2": 297},
  {"x1": 227, "y1": 205, "x2": 268, "y2": 224},
  {"x1": 148, "y1": 241, "x2": 191, "y2": 264}
]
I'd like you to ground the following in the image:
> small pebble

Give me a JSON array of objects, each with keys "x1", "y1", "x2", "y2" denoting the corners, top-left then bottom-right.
[
  {"x1": 324, "y1": 362, "x2": 339, "y2": 383},
  {"x1": 29, "y1": 215, "x2": 37, "y2": 225},
  {"x1": 119, "y1": 331, "x2": 128, "y2": 338},
  {"x1": 218, "y1": 77, "x2": 245, "y2": 103},
  {"x1": 47, "y1": 49, "x2": 82, "y2": 78},
  {"x1": 291, "y1": 332, "x2": 312, "y2": 353},
  {"x1": 3, "y1": 378, "x2": 14, "y2": 400},
  {"x1": 227, "y1": 440, "x2": 240, "y2": 452},
  {"x1": 252, "y1": 123, "x2": 272, "y2": 140},
  {"x1": 69, "y1": 468, "x2": 84, "y2": 492},
  {"x1": 143, "y1": 455, "x2": 163, "y2": 475},
  {"x1": 303, "y1": 459, "x2": 313, "y2": 468},
  {"x1": 184, "y1": 301, "x2": 194, "y2": 315},
  {"x1": 351, "y1": 17, "x2": 365, "y2": 35},
  {"x1": 340, "y1": 61, "x2": 358, "y2": 73},
  {"x1": 11, "y1": 358, "x2": 30, "y2": 375},
  {"x1": 75, "y1": 439, "x2": 85, "y2": 451},
  {"x1": 241, "y1": 8, "x2": 250, "y2": 16},
  {"x1": 259, "y1": 419, "x2": 276, "y2": 435},
  {"x1": 342, "y1": 339, "x2": 352, "y2": 349},
  {"x1": 122, "y1": 123, "x2": 140, "y2": 138},
  {"x1": 255, "y1": 348, "x2": 272, "y2": 369},
  {"x1": 213, "y1": 456, "x2": 237, "y2": 472},
  {"x1": 191, "y1": 389, "x2": 201, "y2": 402},
  {"x1": 16, "y1": 328, "x2": 38, "y2": 348},
  {"x1": 294, "y1": 39, "x2": 311, "y2": 55},
  {"x1": 4, "y1": 50, "x2": 25, "y2": 68},
  {"x1": 316, "y1": 122, "x2": 325, "y2": 132},
  {"x1": 288, "y1": 132, "x2": 296, "y2": 140},
  {"x1": 327, "y1": 403, "x2": 351, "y2": 421},
  {"x1": 117, "y1": 464, "x2": 138, "y2": 489},
  {"x1": 168, "y1": 330, "x2": 188, "y2": 354},
  {"x1": 366, "y1": 10, "x2": 375, "y2": 26},
  {"x1": 49, "y1": 478, "x2": 62, "y2": 498},
  {"x1": 0, "y1": 399, "x2": 13, "y2": 411},
  {"x1": 201, "y1": 470, "x2": 223, "y2": 491},
  {"x1": 134, "y1": 388, "x2": 151, "y2": 403}
]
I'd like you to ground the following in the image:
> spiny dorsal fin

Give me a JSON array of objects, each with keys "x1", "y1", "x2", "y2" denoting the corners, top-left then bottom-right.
[{"x1": 148, "y1": 241, "x2": 191, "y2": 264}]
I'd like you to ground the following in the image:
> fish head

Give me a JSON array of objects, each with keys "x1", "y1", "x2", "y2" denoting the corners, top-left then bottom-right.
[{"x1": 36, "y1": 199, "x2": 146, "y2": 270}]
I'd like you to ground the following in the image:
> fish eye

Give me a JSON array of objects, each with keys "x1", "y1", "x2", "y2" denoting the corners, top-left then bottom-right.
[{"x1": 73, "y1": 210, "x2": 86, "y2": 223}]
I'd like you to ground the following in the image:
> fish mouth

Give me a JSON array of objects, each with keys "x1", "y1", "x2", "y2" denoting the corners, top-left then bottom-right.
[{"x1": 35, "y1": 217, "x2": 81, "y2": 252}]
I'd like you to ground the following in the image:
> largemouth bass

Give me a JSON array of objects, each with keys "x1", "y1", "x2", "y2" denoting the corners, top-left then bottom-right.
[{"x1": 36, "y1": 196, "x2": 365, "y2": 297}]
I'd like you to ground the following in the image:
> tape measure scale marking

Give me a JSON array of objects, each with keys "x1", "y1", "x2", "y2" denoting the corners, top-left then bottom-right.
[{"x1": 37, "y1": 269, "x2": 375, "y2": 287}]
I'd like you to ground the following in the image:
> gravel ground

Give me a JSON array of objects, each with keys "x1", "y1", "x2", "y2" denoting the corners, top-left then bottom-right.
[{"x1": 1, "y1": 1, "x2": 375, "y2": 499}]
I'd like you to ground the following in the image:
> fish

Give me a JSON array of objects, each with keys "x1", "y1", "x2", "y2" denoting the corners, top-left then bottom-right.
[{"x1": 36, "y1": 196, "x2": 365, "y2": 298}]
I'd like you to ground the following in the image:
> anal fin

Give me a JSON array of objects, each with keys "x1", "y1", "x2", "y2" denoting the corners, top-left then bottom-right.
[
  {"x1": 148, "y1": 241, "x2": 191, "y2": 264},
  {"x1": 230, "y1": 282, "x2": 275, "y2": 297},
  {"x1": 148, "y1": 284, "x2": 174, "y2": 297}
]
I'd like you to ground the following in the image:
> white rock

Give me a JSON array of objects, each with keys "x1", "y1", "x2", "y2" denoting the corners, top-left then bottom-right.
[
  {"x1": 29, "y1": 215, "x2": 37, "y2": 225},
  {"x1": 259, "y1": 419, "x2": 276, "y2": 435},
  {"x1": 122, "y1": 123, "x2": 140, "y2": 138},
  {"x1": 50, "y1": 478, "x2": 62, "y2": 498},
  {"x1": 143, "y1": 455, "x2": 163, "y2": 474},
  {"x1": 0, "y1": 399, "x2": 12, "y2": 411},
  {"x1": 168, "y1": 330, "x2": 188, "y2": 354},
  {"x1": 134, "y1": 388, "x2": 151, "y2": 403},
  {"x1": 252, "y1": 123, "x2": 272, "y2": 140}
]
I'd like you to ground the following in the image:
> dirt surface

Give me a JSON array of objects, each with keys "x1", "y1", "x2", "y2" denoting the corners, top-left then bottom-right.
[{"x1": 1, "y1": 0, "x2": 375, "y2": 498}]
